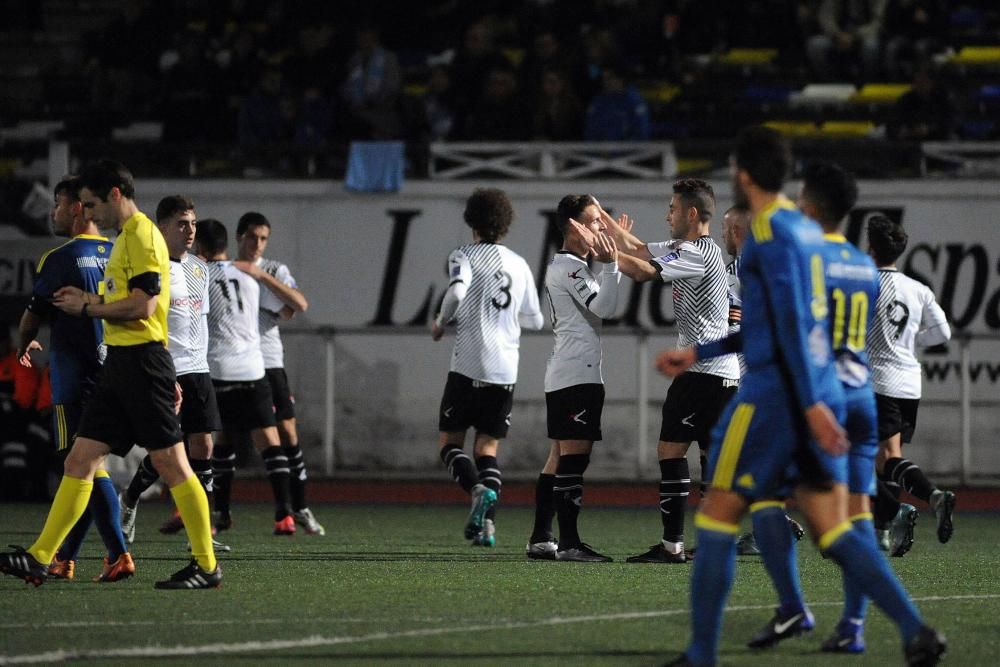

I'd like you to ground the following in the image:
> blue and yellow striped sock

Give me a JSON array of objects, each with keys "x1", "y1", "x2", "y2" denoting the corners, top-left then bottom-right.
[
  {"x1": 751, "y1": 501, "x2": 805, "y2": 614},
  {"x1": 822, "y1": 519, "x2": 922, "y2": 643},
  {"x1": 686, "y1": 513, "x2": 739, "y2": 667}
]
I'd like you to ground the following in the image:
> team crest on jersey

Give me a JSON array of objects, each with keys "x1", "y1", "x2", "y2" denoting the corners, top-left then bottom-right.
[
  {"x1": 193, "y1": 265, "x2": 204, "y2": 279},
  {"x1": 97, "y1": 245, "x2": 106, "y2": 253}
]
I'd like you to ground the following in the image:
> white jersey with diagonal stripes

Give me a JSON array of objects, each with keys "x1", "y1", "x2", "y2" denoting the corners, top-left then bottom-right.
[
  {"x1": 647, "y1": 236, "x2": 740, "y2": 379},
  {"x1": 167, "y1": 255, "x2": 210, "y2": 376},
  {"x1": 725, "y1": 255, "x2": 748, "y2": 377},
  {"x1": 544, "y1": 252, "x2": 621, "y2": 392},
  {"x1": 205, "y1": 259, "x2": 265, "y2": 381},
  {"x1": 867, "y1": 268, "x2": 951, "y2": 399},
  {"x1": 445, "y1": 242, "x2": 542, "y2": 385},
  {"x1": 256, "y1": 257, "x2": 296, "y2": 369}
]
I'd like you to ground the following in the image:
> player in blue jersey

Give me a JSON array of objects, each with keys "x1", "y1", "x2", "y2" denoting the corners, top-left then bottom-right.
[
  {"x1": 15, "y1": 176, "x2": 135, "y2": 582},
  {"x1": 655, "y1": 127, "x2": 945, "y2": 667}
]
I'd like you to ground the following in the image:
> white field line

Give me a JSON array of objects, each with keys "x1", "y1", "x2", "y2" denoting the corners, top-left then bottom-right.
[{"x1": 1, "y1": 594, "x2": 997, "y2": 665}]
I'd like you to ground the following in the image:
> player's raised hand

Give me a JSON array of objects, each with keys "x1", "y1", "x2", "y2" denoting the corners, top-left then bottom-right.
[
  {"x1": 18, "y1": 340, "x2": 43, "y2": 367},
  {"x1": 568, "y1": 218, "x2": 597, "y2": 250},
  {"x1": 591, "y1": 232, "x2": 618, "y2": 264},
  {"x1": 804, "y1": 402, "x2": 849, "y2": 456},
  {"x1": 655, "y1": 347, "x2": 697, "y2": 377}
]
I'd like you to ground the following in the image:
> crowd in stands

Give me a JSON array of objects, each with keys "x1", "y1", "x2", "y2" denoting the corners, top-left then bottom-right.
[{"x1": 2, "y1": 0, "x2": 1000, "y2": 152}]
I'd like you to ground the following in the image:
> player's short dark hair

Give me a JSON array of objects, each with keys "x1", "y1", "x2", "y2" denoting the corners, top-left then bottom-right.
[
  {"x1": 672, "y1": 178, "x2": 715, "y2": 222},
  {"x1": 156, "y1": 195, "x2": 195, "y2": 223},
  {"x1": 78, "y1": 159, "x2": 135, "y2": 200},
  {"x1": 54, "y1": 176, "x2": 82, "y2": 201},
  {"x1": 195, "y1": 218, "x2": 228, "y2": 255},
  {"x1": 800, "y1": 160, "x2": 858, "y2": 227},
  {"x1": 554, "y1": 194, "x2": 598, "y2": 237},
  {"x1": 734, "y1": 125, "x2": 790, "y2": 193},
  {"x1": 236, "y1": 211, "x2": 270, "y2": 236},
  {"x1": 463, "y1": 188, "x2": 514, "y2": 243},
  {"x1": 726, "y1": 204, "x2": 751, "y2": 218},
  {"x1": 867, "y1": 214, "x2": 908, "y2": 266}
]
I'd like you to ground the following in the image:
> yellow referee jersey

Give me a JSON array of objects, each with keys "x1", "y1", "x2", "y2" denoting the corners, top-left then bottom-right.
[{"x1": 102, "y1": 211, "x2": 171, "y2": 346}]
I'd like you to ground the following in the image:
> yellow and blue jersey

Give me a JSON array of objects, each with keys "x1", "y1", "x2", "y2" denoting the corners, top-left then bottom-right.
[
  {"x1": 822, "y1": 232, "x2": 881, "y2": 495},
  {"x1": 28, "y1": 234, "x2": 110, "y2": 404}
]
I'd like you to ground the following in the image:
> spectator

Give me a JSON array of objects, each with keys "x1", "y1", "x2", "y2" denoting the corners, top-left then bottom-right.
[
  {"x1": 583, "y1": 65, "x2": 651, "y2": 141},
  {"x1": 882, "y1": 0, "x2": 948, "y2": 81},
  {"x1": 340, "y1": 24, "x2": 403, "y2": 139},
  {"x1": 413, "y1": 64, "x2": 457, "y2": 143},
  {"x1": 532, "y1": 68, "x2": 584, "y2": 140},
  {"x1": 238, "y1": 66, "x2": 285, "y2": 147},
  {"x1": 450, "y1": 20, "x2": 512, "y2": 124},
  {"x1": 807, "y1": 0, "x2": 888, "y2": 81},
  {"x1": 519, "y1": 29, "x2": 579, "y2": 101},
  {"x1": 461, "y1": 66, "x2": 530, "y2": 140},
  {"x1": 886, "y1": 66, "x2": 957, "y2": 140}
]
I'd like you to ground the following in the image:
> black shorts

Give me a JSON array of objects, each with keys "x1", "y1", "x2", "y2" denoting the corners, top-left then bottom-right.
[
  {"x1": 659, "y1": 372, "x2": 738, "y2": 447},
  {"x1": 875, "y1": 394, "x2": 920, "y2": 443},
  {"x1": 546, "y1": 383, "x2": 604, "y2": 442},
  {"x1": 213, "y1": 377, "x2": 277, "y2": 432},
  {"x1": 438, "y1": 372, "x2": 514, "y2": 438},
  {"x1": 77, "y1": 342, "x2": 182, "y2": 454},
  {"x1": 265, "y1": 367, "x2": 296, "y2": 421},
  {"x1": 177, "y1": 372, "x2": 222, "y2": 435}
]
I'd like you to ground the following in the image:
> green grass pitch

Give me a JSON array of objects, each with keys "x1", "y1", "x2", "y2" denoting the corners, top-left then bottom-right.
[{"x1": 2, "y1": 502, "x2": 998, "y2": 665}]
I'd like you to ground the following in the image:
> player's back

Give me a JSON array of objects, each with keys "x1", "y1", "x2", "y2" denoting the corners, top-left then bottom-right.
[
  {"x1": 821, "y1": 234, "x2": 879, "y2": 388},
  {"x1": 740, "y1": 199, "x2": 838, "y2": 401},
  {"x1": 866, "y1": 267, "x2": 950, "y2": 399},
  {"x1": 544, "y1": 252, "x2": 605, "y2": 392},
  {"x1": 35, "y1": 235, "x2": 110, "y2": 402},
  {"x1": 449, "y1": 242, "x2": 538, "y2": 384},
  {"x1": 205, "y1": 260, "x2": 264, "y2": 381}
]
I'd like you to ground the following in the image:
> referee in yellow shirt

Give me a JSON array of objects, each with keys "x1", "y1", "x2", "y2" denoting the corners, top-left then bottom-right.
[{"x1": 0, "y1": 160, "x2": 219, "y2": 589}]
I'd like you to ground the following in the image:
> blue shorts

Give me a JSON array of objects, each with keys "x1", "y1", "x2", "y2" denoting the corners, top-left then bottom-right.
[
  {"x1": 844, "y1": 383, "x2": 878, "y2": 496},
  {"x1": 706, "y1": 365, "x2": 846, "y2": 501}
]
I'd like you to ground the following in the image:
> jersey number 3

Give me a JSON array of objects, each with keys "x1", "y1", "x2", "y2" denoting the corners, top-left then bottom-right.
[{"x1": 491, "y1": 270, "x2": 512, "y2": 310}]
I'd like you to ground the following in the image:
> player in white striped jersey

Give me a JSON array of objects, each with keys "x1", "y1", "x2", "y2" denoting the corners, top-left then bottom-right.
[
  {"x1": 866, "y1": 215, "x2": 955, "y2": 546},
  {"x1": 432, "y1": 188, "x2": 543, "y2": 547},
  {"x1": 195, "y1": 218, "x2": 298, "y2": 536},
  {"x1": 118, "y1": 196, "x2": 227, "y2": 551},
  {"x1": 526, "y1": 194, "x2": 634, "y2": 562},
  {"x1": 604, "y1": 179, "x2": 740, "y2": 564},
  {"x1": 235, "y1": 212, "x2": 323, "y2": 536}
]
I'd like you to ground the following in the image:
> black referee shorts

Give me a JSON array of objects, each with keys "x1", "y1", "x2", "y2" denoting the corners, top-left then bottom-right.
[{"x1": 77, "y1": 342, "x2": 182, "y2": 454}]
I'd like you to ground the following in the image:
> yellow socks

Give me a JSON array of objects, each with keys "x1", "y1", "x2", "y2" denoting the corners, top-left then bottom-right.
[
  {"x1": 170, "y1": 475, "x2": 217, "y2": 572},
  {"x1": 29, "y1": 476, "x2": 93, "y2": 565}
]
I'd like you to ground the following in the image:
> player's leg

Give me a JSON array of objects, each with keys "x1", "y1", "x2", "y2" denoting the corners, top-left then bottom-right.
[
  {"x1": 526, "y1": 441, "x2": 559, "y2": 559},
  {"x1": 873, "y1": 394, "x2": 908, "y2": 548},
  {"x1": 48, "y1": 405, "x2": 91, "y2": 578},
  {"x1": 211, "y1": 430, "x2": 237, "y2": 531},
  {"x1": 254, "y1": 425, "x2": 294, "y2": 533},
  {"x1": 149, "y1": 442, "x2": 220, "y2": 588},
  {"x1": 470, "y1": 433, "x2": 500, "y2": 546},
  {"x1": 0, "y1": 437, "x2": 107, "y2": 585},
  {"x1": 437, "y1": 373, "x2": 479, "y2": 507},
  {"x1": 120, "y1": 454, "x2": 160, "y2": 540},
  {"x1": 268, "y1": 368, "x2": 324, "y2": 535}
]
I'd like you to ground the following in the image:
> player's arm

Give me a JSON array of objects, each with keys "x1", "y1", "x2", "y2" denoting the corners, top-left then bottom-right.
[
  {"x1": 916, "y1": 291, "x2": 951, "y2": 347},
  {"x1": 646, "y1": 242, "x2": 706, "y2": 283},
  {"x1": 600, "y1": 208, "x2": 649, "y2": 257},
  {"x1": 233, "y1": 261, "x2": 309, "y2": 315},
  {"x1": 582, "y1": 234, "x2": 620, "y2": 319},
  {"x1": 432, "y1": 249, "x2": 471, "y2": 340},
  {"x1": 615, "y1": 252, "x2": 660, "y2": 283},
  {"x1": 753, "y1": 233, "x2": 847, "y2": 454},
  {"x1": 517, "y1": 263, "x2": 544, "y2": 331},
  {"x1": 53, "y1": 271, "x2": 160, "y2": 321},
  {"x1": 16, "y1": 310, "x2": 43, "y2": 367}
]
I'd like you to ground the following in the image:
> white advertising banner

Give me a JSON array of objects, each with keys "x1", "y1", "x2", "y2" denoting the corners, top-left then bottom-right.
[{"x1": 3, "y1": 178, "x2": 998, "y2": 477}]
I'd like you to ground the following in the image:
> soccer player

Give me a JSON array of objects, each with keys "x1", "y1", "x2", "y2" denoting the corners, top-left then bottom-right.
[
  {"x1": 0, "y1": 159, "x2": 219, "y2": 589},
  {"x1": 526, "y1": 195, "x2": 627, "y2": 562},
  {"x1": 196, "y1": 217, "x2": 296, "y2": 535},
  {"x1": 15, "y1": 175, "x2": 135, "y2": 582},
  {"x1": 118, "y1": 195, "x2": 229, "y2": 553},
  {"x1": 432, "y1": 188, "x2": 543, "y2": 547},
  {"x1": 234, "y1": 212, "x2": 324, "y2": 535},
  {"x1": 602, "y1": 179, "x2": 740, "y2": 564},
  {"x1": 656, "y1": 127, "x2": 944, "y2": 667},
  {"x1": 866, "y1": 215, "x2": 954, "y2": 550}
]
